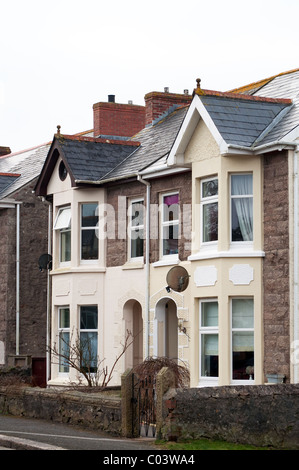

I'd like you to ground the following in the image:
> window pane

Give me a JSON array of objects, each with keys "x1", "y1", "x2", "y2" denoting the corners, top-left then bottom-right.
[
  {"x1": 80, "y1": 306, "x2": 98, "y2": 330},
  {"x1": 131, "y1": 229, "x2": 144, "y2": 258},
  {"x1": 231, "y1": 174, "x2": 252, "y2": 195},
  {"x1": 203, "y1": 202, "x2": 218, "y2": 242},
  {"x1": 54, "y1": 207, "x2": 71, "y2": 230},
  {"x1": 59, "y1": 331, "x2": 70, "y2": 372},
  {"x1": 80, "y1": 331, "x2": 98, "y2": 372},
  {"x1": 81, "y1": 229, "x2": 98, "y2": 260},
  {"x1": 82, "y1": 203, "x2": 98, "y2": 227},
  {"x1": 202, "y1": 179, "x2": 218, "y2": 198},
  {"x1": 163, "y1": 194, "x2": 179, "y2": 222},
  {"x1": 59, "y1": 308, "x2": 70, "y2": 329},
  {"x1": 232, "y1": 298, "x2": 254, "y2": 329},
  {"x1": 201, "y1": 334, "x2": 218, "y2": 377},
  {"x1": 61, "y1": 230, "x2": 71, "y2": 262},
  {"x1": 232, "y1": 333, "x2": 254, "y2": 380},
  {"x1": 131, "y1": 202, "x2": 144, "y2": 227},
  {"x1": 163, "y1": 224, "x2": 178, "y2": 255},
  {"x1": 201, "y1": 302, "x2": 218, "y2": 327}
]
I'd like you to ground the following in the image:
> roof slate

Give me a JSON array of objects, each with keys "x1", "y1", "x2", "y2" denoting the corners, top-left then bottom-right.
[
  {"x1": 199, "y1": 94, "x2": 292, "y2": 148},
  {"x1": 56, "y1": 136, "x2": 140, "y2": 182}
]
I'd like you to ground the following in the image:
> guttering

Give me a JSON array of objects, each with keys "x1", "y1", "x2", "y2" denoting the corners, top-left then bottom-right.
[
  {"x1": 294, "y1": 145, "x2": 299, "y2": 383},
  {"x1": 137, "y1": 174, "x2": 150, "y2": 358},
  {"x1": 222, "y1": 140, "x2": 296, "y2": 156}
]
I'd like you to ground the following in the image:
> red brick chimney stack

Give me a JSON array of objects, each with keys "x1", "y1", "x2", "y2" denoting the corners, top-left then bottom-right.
[
  {"x1": 93, "y1": 96, "x2": 146, "y2": 138},
  {"x1": 144, "y1": 88, "x2": 192, "y2": 126}
]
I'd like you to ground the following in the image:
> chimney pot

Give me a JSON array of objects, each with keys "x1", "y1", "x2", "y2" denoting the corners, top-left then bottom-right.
[
  {"x1": 108, "y1": 95, "x2": 115, "y2": 103},
  {"x1": 164, "y1": 87, "x2": 169, "y2": 93}
]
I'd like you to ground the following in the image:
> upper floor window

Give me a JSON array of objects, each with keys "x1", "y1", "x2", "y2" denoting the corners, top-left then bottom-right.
[
  {"x1": 161, "y1": 193, "x2": 179, "y2": 257},
  {"x1": 81, "y1": 203, "x2": 99, "y2": 261},
  {"x1": 54, "y1": 206, "x2": 71, "y2": 263},
  {"x1": 128, "y1": 199, "x2": 144, "y2": 260},
  {"x1": 231, "y1": 174, "x2": 253, "y2": 242},
  {"x1": 201, "y1": 177, "x2": 218, "y2": 244}
]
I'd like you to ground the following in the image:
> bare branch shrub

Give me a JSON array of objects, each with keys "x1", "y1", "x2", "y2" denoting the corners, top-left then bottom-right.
[{"x1": 133, "y1": 356, "x2": 190, "y2": 388}]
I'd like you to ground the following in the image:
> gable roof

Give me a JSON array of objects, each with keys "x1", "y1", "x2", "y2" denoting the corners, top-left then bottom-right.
[{"x1": 168, "y1": 71, "x2": 299, "y2": 164}]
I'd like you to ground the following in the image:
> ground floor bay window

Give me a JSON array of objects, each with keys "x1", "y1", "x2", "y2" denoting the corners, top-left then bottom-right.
[{"x1": 231, "y1": 297, "x2": 254, "y2": 382}]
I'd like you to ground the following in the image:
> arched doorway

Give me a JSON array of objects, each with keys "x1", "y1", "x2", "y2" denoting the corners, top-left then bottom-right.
[
  {"x1": 154, "y1": 298, "x2": 178, "y2": 359},
  {"x1": 123, "y1": 300, "x2": 143, "y2": 370}
]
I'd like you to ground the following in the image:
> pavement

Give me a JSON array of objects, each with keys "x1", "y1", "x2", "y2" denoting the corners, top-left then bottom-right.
[{"x1": 0, "y1": 414, "x2": 159, "y2": 451}]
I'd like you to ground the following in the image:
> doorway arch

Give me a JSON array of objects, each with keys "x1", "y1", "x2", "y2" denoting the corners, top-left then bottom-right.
[
  {"x1": 154, "y1": 298, "x2": 178, "y2": 359},
  {"x1": 123, "y1": 299, "x2": 143, "y2": 370}
]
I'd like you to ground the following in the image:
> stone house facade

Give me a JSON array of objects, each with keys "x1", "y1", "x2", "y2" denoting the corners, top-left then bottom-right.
[{"x1": 0, "y1": 143, "x2": 50, "y2": 383}]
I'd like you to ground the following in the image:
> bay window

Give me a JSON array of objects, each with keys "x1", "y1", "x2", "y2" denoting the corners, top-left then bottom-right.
[
  {"x1": 231, "y1": 298, "x2": 254, "y2": 381},
  {"x1": 231, "y1": 174, "x2": 253, "y2": 242}
]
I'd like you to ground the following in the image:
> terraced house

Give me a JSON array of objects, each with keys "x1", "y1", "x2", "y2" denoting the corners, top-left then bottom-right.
[{"x1": 35, "y1": 69, "x2": 299, "y2": 388}]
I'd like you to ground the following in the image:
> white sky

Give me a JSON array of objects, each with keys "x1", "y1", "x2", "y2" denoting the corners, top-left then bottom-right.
[{"x1": 1, "y1": 0, "x2": 298, "y2": 153}]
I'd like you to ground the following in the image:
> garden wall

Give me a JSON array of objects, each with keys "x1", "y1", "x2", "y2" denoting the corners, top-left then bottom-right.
[
  {"x1": 0, "y1": 386, "x2": 122, "y2": 435},
  {"x1": 161, "y1": 383, "x2": 299, "y2": 449}
]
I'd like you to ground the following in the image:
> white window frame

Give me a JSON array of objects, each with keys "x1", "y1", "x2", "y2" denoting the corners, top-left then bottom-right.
[
  {"x1": 199, "y1": 299, "x2": 219, "y2": 386},
  {"x1": 54, "y1": 206, "x2": 71, "y2": 266},
  {"x1": 160, "y1": 191, "x2": 179, "y2": 261},
  {"x1": 230, "y1": 173, "x2": 253, "y2": 249},
  {"x1": 58, "y1": 306, "x2": 70, "y2": 374},
  {"x1": 200, "y1": 176, "x2": 218, "y2": 248},
  {"x1": 80, "y1": 203, "x2": 99, "y2": 264},
  {"x1": 231, "y1": 297, "x2": 254, "y2": 385},
  {"x1": 128, "y1": 198, "x2": 144, "y2": 261}
]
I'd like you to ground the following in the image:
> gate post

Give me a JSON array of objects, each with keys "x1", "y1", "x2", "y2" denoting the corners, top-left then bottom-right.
[
  {"x1": 156, "y1": 367, "x2": 176, "y2": 439},
  {"x1": 121, "y1": 368, "x2": 134, "y2": 438}
]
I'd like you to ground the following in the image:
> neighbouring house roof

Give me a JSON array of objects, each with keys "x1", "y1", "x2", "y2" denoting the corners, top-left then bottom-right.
[
  {"x1": 0, "y1": 173, "x2": 21, "y2": 197},
  {"x1": 0, "y1": 143, "x2": 51, "y2": 199}
]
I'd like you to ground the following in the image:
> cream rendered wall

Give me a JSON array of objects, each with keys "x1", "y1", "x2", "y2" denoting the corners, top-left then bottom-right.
[{"x1": 182, "y1": 118, "x2": 264, "y2": 387}]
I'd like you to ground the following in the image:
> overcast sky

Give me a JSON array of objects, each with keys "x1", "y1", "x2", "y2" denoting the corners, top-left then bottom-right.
[{"x1": 1, "y1": 0, "x2": 298, "y2": 153}]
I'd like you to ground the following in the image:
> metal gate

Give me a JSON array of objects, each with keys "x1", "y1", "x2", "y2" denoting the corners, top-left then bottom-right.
[{"x1": 132, "y1": 373, "x2": 156, "y2": 438}]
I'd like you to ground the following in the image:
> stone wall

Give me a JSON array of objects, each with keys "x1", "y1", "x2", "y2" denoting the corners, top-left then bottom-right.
[
  {"x1": 161, "y1": 383, "x2": 299, "y2": 449},
  {"x1": 0, "y1": 386, "x2": 122, "y2": 435},
  {"x1": 263, "y1": 151, "x2": 290, "y2": 380}
]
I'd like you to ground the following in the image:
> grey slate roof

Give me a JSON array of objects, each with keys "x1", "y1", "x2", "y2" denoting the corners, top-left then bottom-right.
[
  {"x1": 57, "y1": 137, "x2": 140, "y2": 182},
  {"x1": 102, "y1": 106, "x2": 188, "y2": 181},
  {"x1": 251, "y1": 70, "x2": 299, "y2": 145},
  {"x1": 198, "y1": 94, "x2": 292, "y2": 148},
  {"x1": 0, "y1": 174, "x2": 20, "y2": 196},
  {"x1": 0, "y1": 143, "x2": 50, "y2": 198}
]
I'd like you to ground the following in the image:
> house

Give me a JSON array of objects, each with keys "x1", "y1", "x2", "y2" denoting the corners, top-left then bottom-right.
[
  {"x1": 34, "y1": 90, "x2": 192, "y2": 386},
  {"x1": 0, "y1": 142, "x2": 51, "y2": 384},
  {"x1": 167, "y1": 69, "x2": 299, "y2": 386},
  {"x1": 35, "y1": 68, "x2": 299, "y2": 389}
]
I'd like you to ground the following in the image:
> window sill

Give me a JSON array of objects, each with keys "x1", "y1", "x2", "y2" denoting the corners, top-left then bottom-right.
[
  {"x1": 188, "y1": 249, "x2": 265, "y2": 261},
  {"x1": 122, "y1": 260, "x2": 144, "y2": 270},
  {"x1": 197, "y1": 378, "x2": 219, "y2": 388},
  {"x1": 51, "y1": 266, "x2": 106, "y2": 275},
  {"x1": 153, "y1": 257, "x2": 180, "y2": 268}
]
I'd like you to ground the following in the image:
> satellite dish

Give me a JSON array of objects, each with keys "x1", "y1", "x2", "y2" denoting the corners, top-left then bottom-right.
[
  {"x1": 166, "y1": 266, "x2": 190, "y2": 292},
  {"x1": 38, "y1": 254, "x2": 52, "y2": 271}
]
